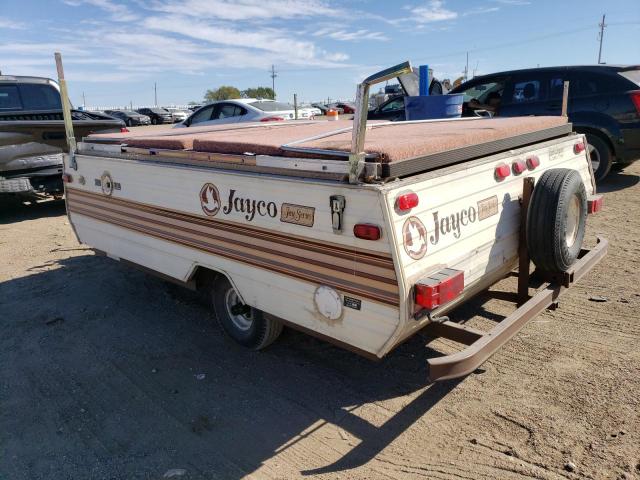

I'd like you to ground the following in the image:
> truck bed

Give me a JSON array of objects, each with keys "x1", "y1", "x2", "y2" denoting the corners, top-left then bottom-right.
[{"x1": 85, "y1": 117, "x2": 571, "y2": 180}]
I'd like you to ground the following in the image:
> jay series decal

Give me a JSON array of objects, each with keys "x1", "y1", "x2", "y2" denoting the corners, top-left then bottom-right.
[{"x1": 200, "y1": 183, "x2": 293, "y2": 222}]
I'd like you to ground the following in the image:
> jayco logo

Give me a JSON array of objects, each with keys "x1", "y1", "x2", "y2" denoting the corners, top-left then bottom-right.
[{"x1": 200, "y1": 184, "x2": 277, "y2": 221}]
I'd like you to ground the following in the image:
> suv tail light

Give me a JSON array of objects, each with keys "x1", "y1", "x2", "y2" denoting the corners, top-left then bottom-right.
[
  {"x1": 630, "y1": 91, "x2": 640, "y2": 114},
  {"x1": 260, "y1": 116, "x2": 285, "y2": 122},
  {"x1": 415, "y1": 268, "x2": 464, "y2": 310}
]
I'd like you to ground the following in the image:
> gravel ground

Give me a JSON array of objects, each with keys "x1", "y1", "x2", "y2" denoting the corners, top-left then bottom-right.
[{"x1": 1, "y1": 163, "x2": 639, "y2": 480}]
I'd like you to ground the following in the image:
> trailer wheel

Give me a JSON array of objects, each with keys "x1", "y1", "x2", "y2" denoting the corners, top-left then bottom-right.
[
  {"x1": 208, "y1": 277, "x2": 283, "y2": 350},
  {"x1": 526, "y1": 168, "x2": 587, "y2": 273}
]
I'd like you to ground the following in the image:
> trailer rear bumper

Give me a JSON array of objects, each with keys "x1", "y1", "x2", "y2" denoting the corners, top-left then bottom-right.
[{"x1": 425, "y1": 236, "x2": 608, "y2": 382}]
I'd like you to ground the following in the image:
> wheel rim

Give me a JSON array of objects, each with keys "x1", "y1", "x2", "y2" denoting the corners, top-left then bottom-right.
[
  {"x1": 224, "y1": 288, "x2": 253, "y2": 331},
  {"x1": 588, "y1": 143, "x2": 601, "y2": 172},
  {"x1": 566, "y1": 194, "x2": 581, "y2": 247}
]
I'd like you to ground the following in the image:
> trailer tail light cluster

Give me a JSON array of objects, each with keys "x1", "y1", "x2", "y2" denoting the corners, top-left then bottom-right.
[
  {"x1": 526, "y1": 155, "x2": 540, "y2": 170},
  {"x1": 495, "y1": 163, "x2": 511, "y2": 180},
  {"x1": 512, "y1": 160, "x2": 527, "y2": 175},
  {"x1": 587, "y1": 194, "x2": 604, "y2": 214},
  {"x1": 353, "y1": 223, "x2": 381, "y2": 240},
  {"x1": 573, "y1": 141, "x2": 586, "y2": 154},
  {"x1": 415, "y1": 268, "x2": 464, "y2": 310},
  {"x1": 260, "y1": 116, "x2": 286, "y2": 122},
  {"x1": 396, "y1": 192, "x2": 419, "y2": 211}
]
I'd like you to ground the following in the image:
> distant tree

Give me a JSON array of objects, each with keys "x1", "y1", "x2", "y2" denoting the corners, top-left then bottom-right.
[
  {"x1": 204, "y1": 86, "x2": 241, "y2": 101},
  {"x1": 187, "y1": 100, "x2": 199, "y2": 105},
  {"x1": 241, "y1": 87, "x2": 275, "y2": 100}
]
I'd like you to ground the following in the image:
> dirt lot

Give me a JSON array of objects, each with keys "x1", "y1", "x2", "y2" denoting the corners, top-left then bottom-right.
[{"x1": 1, "y1": 163, "x2": 639, "y2": 480}]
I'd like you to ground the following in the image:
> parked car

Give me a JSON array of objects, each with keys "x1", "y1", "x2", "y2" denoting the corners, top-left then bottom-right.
[
  {"x1": 136, "y1": 107, "x2": 173, "y2": 125},
  {"x1": 367, "y1": 79, "x2": 446, "y2": 122},
  {"x1": 176, "y1": 99, "x2": 309, "y2": 128},
  {"x1": 0, "y1": 75, "x2": 124, "y2": 196},
  {"x1": 330, "y1": 102, "x2": 356, "y2": 114},
  {"x1": 450, "y1": 65, "x2": 640, "y2": 181},
  {"x1": 105, "y1": 109, "x2": 151, "y2": 127},
  {"x1": 165, "y1": 107, "x2": 190, "y2": 123},
  {"x1": 311, "y1": 103, "x2": 330, "y2": 114}
]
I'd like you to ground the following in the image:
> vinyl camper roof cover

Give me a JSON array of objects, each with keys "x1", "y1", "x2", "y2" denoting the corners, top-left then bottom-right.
[{"x1": 87, "y1": 116, "x2": 568, "y2": 164}]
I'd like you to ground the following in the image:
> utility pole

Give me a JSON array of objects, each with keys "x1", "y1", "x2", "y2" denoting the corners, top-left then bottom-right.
[
  {"x1": 270, "y1": 65, "x2": 277, "y2": 99},
  {"x1": 154, "y1": 82, "x2": 157, "y2": 106},
  {"x1": 597, "y1": 14, "x2": 607, "y2": 64},
  {"x1": 82, "y1": 92, "x2": 86, "y2": 108},
  {"x1": 464, "y1": 52, "x2": 469, "y2": 81}
]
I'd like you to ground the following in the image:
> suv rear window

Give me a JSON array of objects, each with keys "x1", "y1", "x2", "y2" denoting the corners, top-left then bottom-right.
[{"x1": 0, "y1": 83, "x2": 62, "y2": 110}]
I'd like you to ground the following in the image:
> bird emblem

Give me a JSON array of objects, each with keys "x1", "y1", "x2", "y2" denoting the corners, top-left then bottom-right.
[
  {"x1": 200, "y1": 183, "x2": 221, "y2": 216},
  {"x1": 403, "y1": 217, "x2": 427, "y2": 259}
]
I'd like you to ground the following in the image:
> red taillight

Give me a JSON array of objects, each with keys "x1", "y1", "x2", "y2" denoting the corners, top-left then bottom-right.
[
  {"x1": 495, "y1": 163, "x2": 511, "y2": 180},
  {"x1": 62, "y1": 173, "x2": 73, "y2": 183},
  {"x1": 353, "y1": 223, "x2": 381, "y2": 240},
  {"x1": 512, "y1": 160, "x2": 527, "y2": 175},
  {"x1": 574, "y1": 141, "x2": 586, "y2": 154},
  {"x1": 260, "y1": 116, "x2": 285, "y2": 122},
  {"x1": 526, "y1": 155, "x2": 540, "y2": 170},
  {"x1": 587, "y1": 194, "x2": 603, "y2": 214},
  {"x1": 630, "y1": 91, "x2": 640, "y2": 114},
  {"x1": 396, "y1": 192, "x2": 419, "y2": 211},
  {"x1": 120, "y1": 127, "x2": 130, "y2": 133},
  {"x1": 415, "y1": 268, "x2": 464, "y2": 310}
]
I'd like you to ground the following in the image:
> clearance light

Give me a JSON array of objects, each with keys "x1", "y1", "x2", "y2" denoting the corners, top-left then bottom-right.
[
  {"x1": 120, "y1": 127, "x2": 130, "y2": 133},
  {"x1": 353, "y1": 224, "x2": 381, "y2": 240},
  {"x1": 512, "y1": 160, "x2": 527, "y2": 175},
  {"x1": 62, "y1": 173, "x2": 73, "y2": 183},
  {"x1": 396, "y1": 192, "x2": 419, "y2": 211},
  {"x1": 260, "y1": 116, "x2": 286, "y2": 122},
  {"x1": 587, "y1": 195, "x2": 604, "y2": 214},
  {"x1": 415, "y1": 268, "x2": 464, "y2": 310},
  {"x1": 526, "y1": 155, "x2": 540, "y2": 170},
  {"x1": 574, "y1": 142, "x2": 586, "y2": 154},
  {"x1": 495, "y1": 163, "x2": 511, "y2": 180}
]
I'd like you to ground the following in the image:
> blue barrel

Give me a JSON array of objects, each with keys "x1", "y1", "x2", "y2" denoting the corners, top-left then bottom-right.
[{"x1": 404, "y1": 94, "x2": 464, "y2": 120}]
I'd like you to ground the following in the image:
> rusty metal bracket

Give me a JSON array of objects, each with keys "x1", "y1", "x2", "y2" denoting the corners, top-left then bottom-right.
[
  {"x1": 425, "y1": 236, "x2": 608, "y2": 382},
  {"x1": 517, "y1": 177, "x2": 535, "y2": 305}
]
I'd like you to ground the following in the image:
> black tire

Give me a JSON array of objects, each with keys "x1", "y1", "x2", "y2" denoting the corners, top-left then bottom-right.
[
  {"x1": 206, "y1": 276, "x2": 282, "y2": 350},
  {"x1": 127, "y1": 119, "x2": 134, "y2": 127},
  {"x1": 151, "y1": 117, "x2": 158, "y2": 125},
  {"x1": 585, "y1": 134, "x2": 612, "y2": 182},
  {"x1": 526, "y1": 168, "x2": 588, "y2": 273}
]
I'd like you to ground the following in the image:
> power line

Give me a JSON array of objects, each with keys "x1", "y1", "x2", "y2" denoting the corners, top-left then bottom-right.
[{"x1": 597, "y1": 14, "x2": 607, "y2": 64}]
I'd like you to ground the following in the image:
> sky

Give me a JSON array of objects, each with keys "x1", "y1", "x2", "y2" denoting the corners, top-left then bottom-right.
[{"x1": 1, "y1": 0, "x2": 639, "y2": 109}]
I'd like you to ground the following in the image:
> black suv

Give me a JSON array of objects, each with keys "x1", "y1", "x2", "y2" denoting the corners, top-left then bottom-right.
[
  {"x1": 136, "y1": 107, "x2": 173, "y2": 125},
  {"x1": 105, "y1": 110, "x2": 151, "y2": 127},
  {"x1": 450, "y1": 65, "x2": 640, "y2": 181}
]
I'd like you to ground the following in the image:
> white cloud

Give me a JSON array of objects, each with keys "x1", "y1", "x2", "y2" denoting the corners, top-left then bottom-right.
[
  {"x1": 410, "y1": 0, "x2": 457, "y2": 23},
  {"x1": 491, "y1": 0, "x2": 530, "y2": 5},
  {"x1": 0, "y1": 16, "x2": 25, "y2": 29},
  {"x1": 463, "y1": 6, "x2": 500, "y2": 16},
  {"x1": 148, "y1": 0, "x2": 339, "y2": 20},
  {"x1": 63, "y1": 0, "x2": 139, "y2": 21},
  {"x1": 313, "y1": 28, "x2": 388, "y2": 41}
]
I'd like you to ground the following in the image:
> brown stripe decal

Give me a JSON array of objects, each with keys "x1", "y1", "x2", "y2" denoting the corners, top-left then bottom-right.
[{"x1": 67, "y1": 188, "x2": 400, "y2": 306}]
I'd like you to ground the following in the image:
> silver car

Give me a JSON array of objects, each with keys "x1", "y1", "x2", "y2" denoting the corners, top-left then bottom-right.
[{"x1": 174, "y1": 99, "x2": 313, "y2": 128}]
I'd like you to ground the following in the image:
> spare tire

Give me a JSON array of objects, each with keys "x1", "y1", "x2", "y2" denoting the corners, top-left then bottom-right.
[{"x1": 526, "y1": 168, "x2": 587, "y2": 273}]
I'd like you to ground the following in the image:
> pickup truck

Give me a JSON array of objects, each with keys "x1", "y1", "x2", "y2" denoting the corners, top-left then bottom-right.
[
  {"x1": 0, "y1": 75, "x2": 125, "y2": 196},
  {"x1": 60, "y1": 62, "x2": 607, "y2": 382}
]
